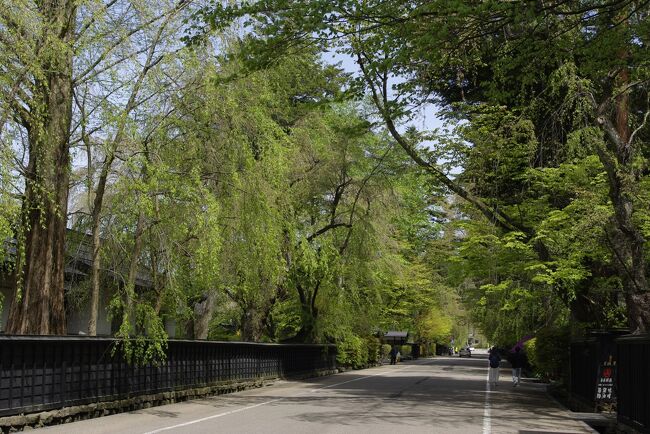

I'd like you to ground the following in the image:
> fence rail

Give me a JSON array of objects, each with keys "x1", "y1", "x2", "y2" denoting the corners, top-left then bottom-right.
[
  {"x1": 616, "y1": 334, "x2": 650, "y2": 433},
  {"x1": 0, "y1": 336, "x2": 336, "y2": 418}
]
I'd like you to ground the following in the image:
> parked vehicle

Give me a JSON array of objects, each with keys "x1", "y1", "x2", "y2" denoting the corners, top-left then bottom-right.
[{"x1": 459, "y1": 347, "x2": 472, "y2": 357}]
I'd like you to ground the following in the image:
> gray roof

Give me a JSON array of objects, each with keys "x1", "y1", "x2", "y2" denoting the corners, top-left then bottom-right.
[{"x1": 384, "y1": 331, "x2": 408, "y2": 338}]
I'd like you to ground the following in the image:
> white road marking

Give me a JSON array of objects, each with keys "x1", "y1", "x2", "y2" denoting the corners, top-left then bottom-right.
[
  {"x1": 142, "y1": 399, "x2": 284, "y2": 433},
  {"x1": 310, "y1": 364, "x2": 414, "y2": 392},
  {"x1": 483, "y1": 365, "x2": 492, "y2": 434},
  {"x1": 143, "y1": 363, "x2": 420, "y2": 433}
]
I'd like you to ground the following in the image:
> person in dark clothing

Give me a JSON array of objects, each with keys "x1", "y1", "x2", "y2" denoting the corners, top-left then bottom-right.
[
  {"x1": 511, "y1": 346, "x2": 524, "y2": 386},
  {"x1": 488, "y1": 347, "x2": 501, "y2": 387},
  {"x1": 389, "y1": 346, "x2": 398, "y2": 365}
]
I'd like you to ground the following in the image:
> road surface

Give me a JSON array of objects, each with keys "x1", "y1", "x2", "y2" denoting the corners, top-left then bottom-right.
[{"x1": 40, "y1": 352, "x2": 593, "y2": 433}]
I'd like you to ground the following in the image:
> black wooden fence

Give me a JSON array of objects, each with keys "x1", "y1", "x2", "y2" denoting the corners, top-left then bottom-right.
[
  {"x1": 616, "y1": 335, "x2": 650, "y2": 433},
  {"x1": 0, "y1": 336, "x2": 336, "y2": 418},
  {"x1": 569, "y1": 330, "x2": 628, "y2": 408},
  {"x1": 569, "y1": 337, "x2": 599, "y2": 406}
]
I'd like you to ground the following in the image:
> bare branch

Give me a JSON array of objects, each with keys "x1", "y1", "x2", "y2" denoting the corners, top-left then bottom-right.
[{"x1": 628, "y1": 91, "x2": 650, "y2": 146}]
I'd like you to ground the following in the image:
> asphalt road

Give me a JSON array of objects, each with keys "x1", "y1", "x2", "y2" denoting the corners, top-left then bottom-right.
[{"x1": 39, "y1": 352, "x2": 593, "y2": 434}]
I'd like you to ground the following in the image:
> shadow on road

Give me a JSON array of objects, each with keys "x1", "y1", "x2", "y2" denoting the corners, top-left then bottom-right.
[{"x1": 129, "y1": 357, "x2": 584, "y2": 433}]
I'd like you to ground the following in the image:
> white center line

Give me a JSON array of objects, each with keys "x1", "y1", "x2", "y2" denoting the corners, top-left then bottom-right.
[
  {"x1": 483, "y1": 365, "x2": 492, "y2": 434},
  {"x1": 143, "y1": 363, "x2": 419, "y2": 434}
]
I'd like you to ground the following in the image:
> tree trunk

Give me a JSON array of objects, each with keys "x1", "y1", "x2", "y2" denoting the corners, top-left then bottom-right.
[
  {"x1": 594, "y1": 59, "x2": 650, "y2": 333},
  {"x1": 7, "y1": 1, "x2": 76, "y2": 335},
  {"x1": 127, "y1": 212, "x2": 146, "y2": 310},
  {"x1": 607, "y1": 194, "x2": 650, "y2": 333},
  {"x1": 295, "y1": 299, "x2": 318, "y2": 343},
  {"x1": 292, "y1": 282, "x2": 317, "y2": 342},
  {"x1": 240, "y1": 307, "x2": 265, "y2": 342},
  {"x1": 615, "y1": 61, "x2": 650, "y2": 333},
  {"x1": 193, "y1": 292, "x2": 216, "y2": 340},
  {"x1": 624, "y1": 292, "x2": 650, "y2": 333},
  {"x1": 87, "y1": 163, "x2": 113, "y2": 335},
  {"x1": 87, "y1": 221, "x2": 102, "y2": 335}
]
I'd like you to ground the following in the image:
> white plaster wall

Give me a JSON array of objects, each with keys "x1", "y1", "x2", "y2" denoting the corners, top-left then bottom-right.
[
  {"x1": 164, "y1": 318, "x2": 176, "y2": 338},
  {"x1": 66, "y1": 289, "x2": 113, "y2": 335}
]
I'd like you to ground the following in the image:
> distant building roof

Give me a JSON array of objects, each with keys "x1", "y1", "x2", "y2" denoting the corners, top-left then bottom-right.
[
  {"x1": 384, "y1": 331, "x2": 408, "y2": 338},
  {"x1": 382, "y1": 331, "x2": 409, "y2": 345}
]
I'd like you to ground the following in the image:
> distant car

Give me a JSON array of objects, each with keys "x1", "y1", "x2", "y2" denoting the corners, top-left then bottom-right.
[
  {"x1": 469, "y1": 346, "x2": 475, "y2": 351},
  {"x1": 459, "y1": 347, "x2": 471, "y2": 357}
]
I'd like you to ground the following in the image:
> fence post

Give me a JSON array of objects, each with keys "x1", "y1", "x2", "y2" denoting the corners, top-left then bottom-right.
[{"x1": 616, "y1": 334, "x2": 650, "y2": 433}]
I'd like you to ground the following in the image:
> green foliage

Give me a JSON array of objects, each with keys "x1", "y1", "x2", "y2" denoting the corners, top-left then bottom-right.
[
  {"x1": 364, "y1": 336, "x2": 382, "y2": 365},
  {"x1": 415, "y1": 307, "x2": 453, "y2": 344},
  {"x1": 380, "y1": 344, "x2": 392, "y2": 360},
  {"x1": 525, "y1": 326, "x2": 571, "y2": 382},
  {"x1": 83, "y1": 47, "x2": 441, "y2": 348},
  {"x1": 193, "y1": 0, "x2": 650, "y2": 339},
  {"x1": 10, "y1": 0, "x2": 647, "y2": 356},
  {"x1": 110, "y1": 300, "x2": 168, "y2": 366},
  {"x1": 459, "y1": 107, "x2": 538, "y2": 204},
  {"x1": 336, "y1": 334, "x2": 368, "y2": 369}
]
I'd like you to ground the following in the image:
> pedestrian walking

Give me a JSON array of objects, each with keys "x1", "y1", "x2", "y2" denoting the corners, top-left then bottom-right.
[
  {"x1": 389, "y1": 346, "x2": 398, "y2": 365},
  {"x1": 510, "y1": 346, "x2": 524, "y2": 386},
  {"x1": 488, "y1": 347, "x2": 501, "y2": 387}
]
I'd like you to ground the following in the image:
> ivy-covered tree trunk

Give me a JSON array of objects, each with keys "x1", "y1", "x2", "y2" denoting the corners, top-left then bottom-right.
[
  {"x1": 605, "y1": 168, "x2": 650, "y2": 333},
  {"x1": 595, "y1": 65, "x2": 650, "y2": 334},
  {"x1": 6, "y1": 0, "x2": 76, "y2": 335}
]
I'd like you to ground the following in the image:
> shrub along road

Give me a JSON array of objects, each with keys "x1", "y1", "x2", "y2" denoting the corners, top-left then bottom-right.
[{"x1": 40, "y1": 354, "x2": 593, "y2": 433}]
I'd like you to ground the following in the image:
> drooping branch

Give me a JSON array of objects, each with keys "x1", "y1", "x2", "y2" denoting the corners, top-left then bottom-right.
[
  {"x1": 86, "y1": 16, "x2": 172, "y2": 335},
  {"x1": 355, "y1": 50, "x2": 524, "y2": 235},
  {"x1": 339, "y1": 145, "x2": 393, "y2": 255}
]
